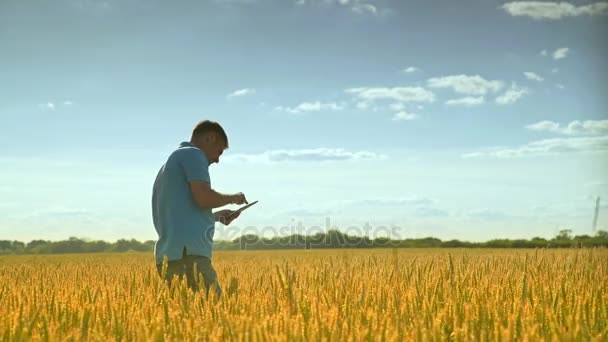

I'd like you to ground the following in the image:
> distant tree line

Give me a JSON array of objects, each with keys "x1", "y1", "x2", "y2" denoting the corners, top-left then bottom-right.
[
  {"x1": 1, "y1": 229, "x2": 607, "y2": 255},
  {"x1": 0, "y1": 238, "x2": 155, "y2": 255}
]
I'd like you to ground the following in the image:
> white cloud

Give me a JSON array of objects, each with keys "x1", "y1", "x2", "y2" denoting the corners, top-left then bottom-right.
[
  {"x1": 495, "y1": 83, "x2": 528, "y2": 105},
  {"x1": 349, "y1": 197, "x2": 437, "y2": 207},
  {"x1": 392, "y1": 111, "x2": 418, "y2": 121},
  {"x1": 388, "y1": 103, "x2": 405, "y2": 111},
  {"x1": 524, "y1": 72, "x2": 544, "y2": 82},
  {"x1": 275, "y1": 101, "x2": 345, "y2": 114},
  {"x1": 526, "y1": 119, "x2": 608, "y2": 136},
  {"x1": 427, "y1": 74, "x2": 504, "y2": 96},
  {"x1": 501, "y1": 1, "x2": 608, "y2": 20},
  {"x1": 352, "y1": 3, "x2": 377, "y2": 15},
  {"x1": 463, "y1": 136, "x2": 608, "y2": 158},
  {"x1": 38, "y1": 102, "x2": 55, "y2": 111},
  {"x1": 553, "y1": 47, "x2": 570, "y2": 60},
  {"x1": 38, "y1": 100, "x2": 74, "y2": 110},
  {"x1": 214, "y1": 0, "x2": 257, "y2": 4},
  {"x1": 346, "y1": 86, "x2": 435, "y2": 103},
  {"x1": 226, "y1": 88, "x2": 256, "y2": 99},
  {"x1": 556, "y1": 83, "x2": 565, "y2": 89},
  {"x1": 466, "y1": 119, "x2": 608, "y2": 158},
  {"x1": 540, "y1": 48, "x2": 570, "y2": 60},
  {"x1": 402, "y1": 66, "x2": 419, "y2": 73},
  {"x1": 525, "y1": 120, "x2": 560, "y2": 133},
  {"x1": 551, "y1": 68, "x2": 559, "y2": 73},
  {"x1": 225, "y1": 148, "x2": 386, "y2": 163},
  {"x1": 295, "y1": 0, "x2": 388, "y2": 15},
  {"x1": 445, "y1": 96, "x2": 484, "y2": 106}
]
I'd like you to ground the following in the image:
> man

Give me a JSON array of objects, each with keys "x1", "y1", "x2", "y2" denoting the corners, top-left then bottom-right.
[{"x1": 152, "y1": 120, "x2": 247, "y2": 297}]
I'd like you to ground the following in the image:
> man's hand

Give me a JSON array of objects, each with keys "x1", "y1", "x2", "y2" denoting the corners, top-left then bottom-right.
[
  {"x1": 214, "y1": 209, "x2": 241, "y2": 225},
  {"x1": 230, "y1": 192, "x2": 248, "y2": 205}
]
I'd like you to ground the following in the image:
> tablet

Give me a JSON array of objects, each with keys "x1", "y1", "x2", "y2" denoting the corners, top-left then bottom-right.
[{"x1": 227, "y1": 200, "x2": 258, "y2": 219}]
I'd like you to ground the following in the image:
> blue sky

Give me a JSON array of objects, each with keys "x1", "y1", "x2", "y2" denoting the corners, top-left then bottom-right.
[{"x1": 1, "y1": 0, "x2": 607, "y2": 242}]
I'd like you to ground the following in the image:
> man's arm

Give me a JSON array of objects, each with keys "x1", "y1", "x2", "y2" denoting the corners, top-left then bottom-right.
[{"x1": 189, "y1": 180, "x2": 247, "y2": 209}]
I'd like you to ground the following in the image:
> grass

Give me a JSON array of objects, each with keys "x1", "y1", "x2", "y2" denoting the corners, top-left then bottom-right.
[{"x1": 0, "y1": 248, "x2": 607, "y2": 340}]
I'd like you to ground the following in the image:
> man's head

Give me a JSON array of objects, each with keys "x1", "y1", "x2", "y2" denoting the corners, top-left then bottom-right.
[{"x1": 190, "y1": 120, "x2": 228, "y2": 164}]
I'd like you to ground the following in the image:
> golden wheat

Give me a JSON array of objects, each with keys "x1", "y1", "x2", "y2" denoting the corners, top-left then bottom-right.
[{"x1": 0, "y1": 248, "x2": 606, "y2": 341}]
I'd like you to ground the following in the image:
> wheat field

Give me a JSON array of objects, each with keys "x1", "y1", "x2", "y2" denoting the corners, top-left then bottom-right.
[{"x1": 0, "y1": 248, "x2": 606, "y2": 341}]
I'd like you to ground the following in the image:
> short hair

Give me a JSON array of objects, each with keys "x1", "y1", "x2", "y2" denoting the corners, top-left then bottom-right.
[{"x1": 191, "y1": 120, "x2": 229, "y2": 147}]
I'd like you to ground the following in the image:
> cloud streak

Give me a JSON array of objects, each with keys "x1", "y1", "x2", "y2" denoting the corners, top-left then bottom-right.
[
  {"x1": 225, "y1": 148, "x2": 386, "y2": 163},
  {"x1": 295, "y1": 0, "x2": 386, "y2": 16},
  {"x1": 402, "y1": 66, "x2": 419, "y2": 74},
  {"x1": 349, "y1": 197, "x2": 437, "y2": 207},
  {"x1": 446, "y1": 96, "x2": 484, "y2": 106},
  {"x1": 427, "y1": 74, "x2": 503, "y2": 96},
  {"x1": 524, "y1": 72, "x2": 544, "y2": 82},
  {"x1": 346, "y1": 86, "x2": 435, "y2": 103},
  {"x1": 38, "y1": 102, "x2": 55, "y2": 111},
  {"x1": 392, "y1": 111, "x2": 418, "y2": 121},
  {"x1": 226, "y1": 88, "x2": 256, "y2": 99},
  {"x1": 552, "y1": 47, "x2": 570, "y2": 60},
  {"x1": 495, "y1": 83, "x2": 528, "y2": 105},
  {"x1": 275, "y1": 101, "x2": 345, "y2": 114},
  {"x1": 463, "y1": 136, "x2": 608, "y2": 158},
  {"x1": 526, "y1": 120, "x2": 608, "y2": 136},
  {"x1": 352, "y1": 3, "x2": 377, "y2": 15},
  {"x1": 501, "y1": 1, "x2": 608, "y2": 20}
]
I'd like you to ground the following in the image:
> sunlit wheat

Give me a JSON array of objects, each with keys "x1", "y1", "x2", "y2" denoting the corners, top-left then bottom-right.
[{"x1": 0, "y1": 248, "x2": 606, "y2": 340}]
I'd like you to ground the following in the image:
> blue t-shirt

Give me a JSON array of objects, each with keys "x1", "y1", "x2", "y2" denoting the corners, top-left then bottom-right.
[{"x1": 152, "y1": 142, "x2": 215, "y2": 264}]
